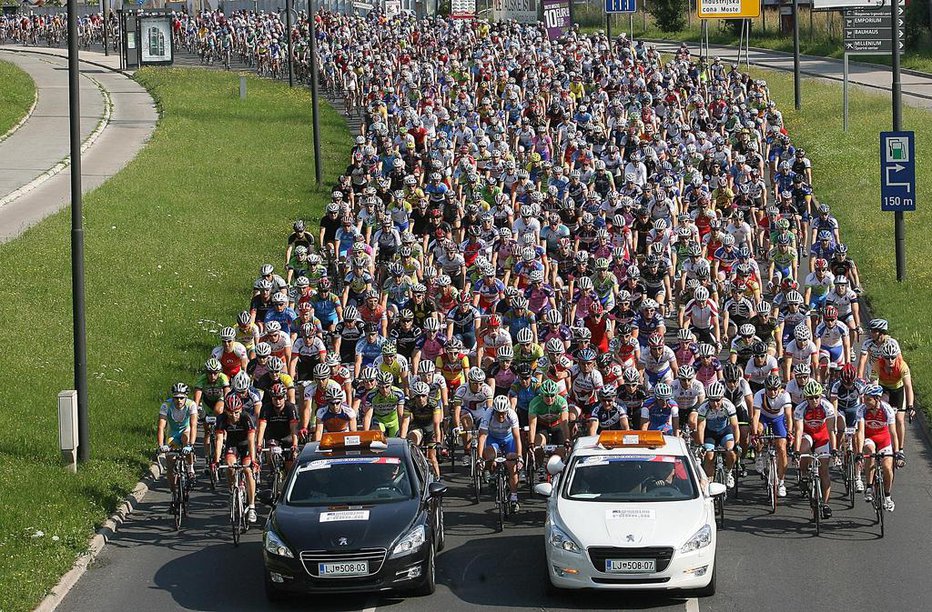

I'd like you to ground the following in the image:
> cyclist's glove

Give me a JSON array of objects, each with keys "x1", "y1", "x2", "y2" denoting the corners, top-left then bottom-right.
[{"x1": 159, "y1": 444, "x2": 170, "y2": 454}]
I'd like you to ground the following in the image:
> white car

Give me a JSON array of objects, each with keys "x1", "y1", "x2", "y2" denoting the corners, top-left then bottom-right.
[{"x1": 535, "y1": 430, "x2": 724, "y2": 595}]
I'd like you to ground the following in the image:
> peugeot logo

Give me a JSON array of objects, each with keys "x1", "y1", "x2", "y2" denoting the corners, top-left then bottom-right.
[
  {"x1": 626, "y1": 534, "x2": 635, "y2": 542},
  {"x1": 338, "y1": 537, "x2": 349, "y2": 546}
]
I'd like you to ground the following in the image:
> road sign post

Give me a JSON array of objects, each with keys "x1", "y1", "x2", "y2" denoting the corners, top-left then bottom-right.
[
  {"x1": 605, "y1": 0, "x2": 636, "y2": 14},
  {"x1": 880, "y1": 131, "x2": 914, "y2": 281}
]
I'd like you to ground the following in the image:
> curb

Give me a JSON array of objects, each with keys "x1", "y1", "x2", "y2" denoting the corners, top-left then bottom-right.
[
  {"x1": 0, "y1": 70, "x2": 112, "y2": 210},
  {"x1": 0, "y1": 86, "x2": 38, "y2": 144},
  {"x1": 0, "y1": 45, "x2": 130, "y2": 76},
  {"x1": 34, "y1": 463, "x2": 162, "y2": 612}
]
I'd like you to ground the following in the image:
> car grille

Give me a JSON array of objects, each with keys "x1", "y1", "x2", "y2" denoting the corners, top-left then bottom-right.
[
  {"x1": 299, "y1": 548, "x2": 388, "y2": 577},
  {"x1": 587, "y1": 547, "x2": 675, "y2": 573}
]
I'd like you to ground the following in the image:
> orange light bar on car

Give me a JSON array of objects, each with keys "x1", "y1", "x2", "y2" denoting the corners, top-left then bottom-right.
[
  {"x1": 597, "y1": 430, "x2": 665, "y2": 449},
  {"x1": 319, "y1": 430, "x2": 386, "y2": 450}
]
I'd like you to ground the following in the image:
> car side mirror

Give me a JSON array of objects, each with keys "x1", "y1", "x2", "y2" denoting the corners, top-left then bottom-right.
[
  {"x1": 546, "y1": 455, "x2": 564, "y2": 476},
  {"x1": 534, "y1": 482, "x2": 553, "y2": 497},
  {"x1": 428, "y1": 482, "x2": 448, "y2": 498},
  {"x1": 258, "y1": 490, "x2": 275, "y2": 506},
  {"x1": 708, "y1": 482, "x2": 727, "y2": 497}
]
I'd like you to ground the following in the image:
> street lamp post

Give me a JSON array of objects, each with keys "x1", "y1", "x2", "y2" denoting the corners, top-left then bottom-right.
[
  {"x1": 68, "y1": 0, "x2": 90, "y2": 463},
  {"x1": 310, "y1": 3, "x2": 322, "y2": 185}
]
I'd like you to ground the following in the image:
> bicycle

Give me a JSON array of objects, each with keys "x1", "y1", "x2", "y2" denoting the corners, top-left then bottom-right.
[
  {"x1": 262, "y1": 441, "x2": 287, "y2": 502},
  {"x1": 218, "y1": 464, "x2": 249, "y2": 546},
  {"x1": 202, "y1": 414, "x2": 218, "y2": 490},
  {"x1": 840, "y1": 426, "x2": 858, "y2": 507},
  {"x1": 521, "y1": 425, "x2": 537, "y2": 494},
  {"x1": 491, "y1": 452, "x2": 511, "y2": 532},
  {"x1": 158, "y1": 448, "x2": 193, "y2": 531},
  {"x1": 757, "y1": 433, "x2": 782, "y2": 514},
  {"x1": 466, "y1": 429, "x2": 481, "y2": 504},
  {"x1": 864, "y1": 451, "x2": 892, "y2": 538},
  {"x1": 709, "y1": 448, "x2": 730, "y2": 527},
  {"x1": 797, "y1": 452, "x2": 832, "y2": 535}
]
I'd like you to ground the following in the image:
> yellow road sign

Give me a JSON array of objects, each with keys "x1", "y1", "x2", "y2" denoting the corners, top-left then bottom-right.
[{"x1": 697, "y1": 0, "x2": 761, "y2": 18}]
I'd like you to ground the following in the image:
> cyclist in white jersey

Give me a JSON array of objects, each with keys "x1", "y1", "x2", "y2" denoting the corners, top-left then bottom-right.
[{"x1": 672, "y1": 365, "x2": 706, "y2": 433}]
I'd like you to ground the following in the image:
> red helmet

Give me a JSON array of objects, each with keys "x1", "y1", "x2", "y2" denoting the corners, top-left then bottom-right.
[
  {"x1": 487, "y1": 314, "x2": 501, "y2": 327},
  {"x1": 269, "y1": 382, "x2": 287, "y2": 398},
  {"x1": 224, "y1": 394, "x2": 244, "y2": 412},
  {"x1": 590, "y1": 301, "x2": 604, "y2": 315},
  {"x1": 814, "y1": 258, "x2": 828, "y2": 271},
  {"x1": 781, "y1": 278, "x2": 799, "y2": 292},
  {"x1": 648, "y1": 333, "x2": 665, "y2": 348},
  {"x1": 823, "y1": 305, "x2": 838, "y2": 321},
  {"x1": 840, "y1": 363, "x2": 857, "y2": 385}
]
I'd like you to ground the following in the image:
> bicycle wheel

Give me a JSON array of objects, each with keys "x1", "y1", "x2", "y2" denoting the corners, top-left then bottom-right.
[
  {"x1": 231, "y1": 483, "x2": 243, "y2": 546},
  {"x1": 811, "y1": 478, "x2": 821, "y2": 535},
  {"x1": 875, "y1": 475, "x2": 885, "y2": 538},
  {"x1": 497, "y1": 471, "x2": 506, "y2": 532},
  {"x1": 172, "y1": 474, "x2": 182, "y2": 531},
  {"x1": 768, "y1": 456, "x2": 778, "y2": 513},
  {"x1": 846, "y1": 452, "x2": 856, "y2": 507},
  {"x1": 525, "y1": 450, "x2": 536, "y2": 494},
  {"x1": 471, "y1": 446, "x2": 481, "y2": 504}
]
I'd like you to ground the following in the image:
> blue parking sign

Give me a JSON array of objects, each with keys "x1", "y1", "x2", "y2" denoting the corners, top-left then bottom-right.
[
  {"x1": 880, "y1": 131, "x2": 916, "y2": 212},
  {"x1": 605, "y1": 0, "x2": 636, "y2": 13}
]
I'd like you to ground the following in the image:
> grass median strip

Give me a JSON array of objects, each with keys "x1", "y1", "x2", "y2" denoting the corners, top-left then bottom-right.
[
  {"x1": 0, "y1": 67, "x2": 352, "y2": 612},
  {"x1": 0, "y1": 59, "x2": 35, "y2": 137},
  {"x1": 756, "y1": 68, "x2": 930, "y2": 414}
]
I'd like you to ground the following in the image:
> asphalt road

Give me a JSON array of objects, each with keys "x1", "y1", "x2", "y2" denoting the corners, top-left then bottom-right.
[{"x1": 61, "y1": 421, "x2": 932, "y2": 612}]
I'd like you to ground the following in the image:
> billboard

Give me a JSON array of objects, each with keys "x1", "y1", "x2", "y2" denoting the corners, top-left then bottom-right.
[
  {"x1": 139, "y1": 16, "x2": 173, "y2": 65},
  {"x1": 492, "y1": 0, "x2": 539, "y2": 23},
  {"x1": 542, "y1": 0, "x2": 571, "y2": 39}
]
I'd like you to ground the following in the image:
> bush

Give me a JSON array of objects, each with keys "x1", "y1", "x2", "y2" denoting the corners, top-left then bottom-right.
[
  {"x1": 647, "y1": 0, "x2": 689, "y2": 33},
  {"x1": 904, "y1": 1, "x2": 931, "y2": 51}
]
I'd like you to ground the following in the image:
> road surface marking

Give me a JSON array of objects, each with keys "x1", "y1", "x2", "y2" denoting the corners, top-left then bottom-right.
[{"x1": 685, "y1": 597, "x2": 700, "y2": 612}]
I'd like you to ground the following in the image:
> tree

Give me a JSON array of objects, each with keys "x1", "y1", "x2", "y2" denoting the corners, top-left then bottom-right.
[{"x1": 648, "y1": 0, "x2": 689, "y2": 33}]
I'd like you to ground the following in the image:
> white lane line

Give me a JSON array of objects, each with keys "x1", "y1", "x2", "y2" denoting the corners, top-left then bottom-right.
[
  {"x1": 685, "y1": 597, "x2": 700, "y2": 612},
  {"x1": 361, "y1": 597, "x2": 378, "y2": 612}
]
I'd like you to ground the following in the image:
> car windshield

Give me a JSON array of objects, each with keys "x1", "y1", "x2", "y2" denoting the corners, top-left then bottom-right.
[
  {"x1": 286, "y1": 456, "x2": 414, "y2": 506},
  {"x1": 563, "y1": 455, "x2": 697, "y2": 502}
]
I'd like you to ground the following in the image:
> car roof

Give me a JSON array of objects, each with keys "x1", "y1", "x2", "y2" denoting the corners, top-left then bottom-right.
[
  {"x1": 571, "y1": 434, "x2": 688, "y2": 458},
  {"x1": 297, "y1": 437, "x2": 410, "y2": 462}
]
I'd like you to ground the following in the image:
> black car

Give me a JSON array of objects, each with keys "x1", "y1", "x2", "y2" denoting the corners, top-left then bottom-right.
[{"x1": 262, "y1": 431, "x2": 447, "y2": 601}]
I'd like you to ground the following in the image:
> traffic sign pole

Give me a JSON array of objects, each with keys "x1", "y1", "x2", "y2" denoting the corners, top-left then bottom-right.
[
  {"x1": 892, "y1": 0, "x2": 905, "y2": 280},
  {"x1": 793, "y1": 0, "x2": 801, "y2": 109}
]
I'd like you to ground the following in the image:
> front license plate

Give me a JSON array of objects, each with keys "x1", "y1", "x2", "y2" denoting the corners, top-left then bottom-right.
[
  {"x1": 605, "y1": 558, "x2": 656, "y2": 573},
  {"x1": 318, "y1": 561, "x2": 369, "y2": 576}
]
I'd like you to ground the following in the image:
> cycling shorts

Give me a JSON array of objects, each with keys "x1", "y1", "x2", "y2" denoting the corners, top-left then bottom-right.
[
  {"x1": 538, "y1": 422, "x2": 567, "y2": 445},
  {"x1": 646, "y1": 366, "x2": 672, "y2": 387},
  {"x1": 839, "y1": 406, "x2": 861, "y2": 428},
  {"x1": 409, "y1": 422, "x2": 436, "y2": 444},
  {"x1": 223, "y1": 440, "x2": 253, "y2": 465},
  {"x1": 758, "y1": 412, "x2": 788, "y2": 438},
  {"x1": 374, "y1": 417, "x2": 400, "y2": 437},
  {"x1": 801, "y1": 434, "x2": 830, "y2": 456},
  {"x1": 488, "y1": 435, "x2": 517, "y2": 456},
  {"x1": 882, "y1": 385, "x2": 906, "y2": 411},
  {"x1": 819, "y1": 344, "x2": 843, "y2": 363},
  {"x1": 703, "y1": 429, "x2": 735, "y2": 451},
  {"x1": 167, "y1": 432, "x2": 187, "y2": 448}
]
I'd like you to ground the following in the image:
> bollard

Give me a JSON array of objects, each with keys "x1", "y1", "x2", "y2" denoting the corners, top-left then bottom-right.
[{"x1": 240, "y1": 76, "x2": 247, "y2": 100}]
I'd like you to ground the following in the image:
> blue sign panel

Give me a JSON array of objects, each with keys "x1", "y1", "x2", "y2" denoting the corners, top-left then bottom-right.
[
  {"x1": 606, "y1": 0, "x2": 636, "y2": 13},
  {"x1": 880, "y1": 131, "x2": 916, "y2": 212}
]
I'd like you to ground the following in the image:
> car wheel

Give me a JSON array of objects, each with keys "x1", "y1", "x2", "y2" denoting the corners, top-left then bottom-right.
[
  {"x1": 264, "y1": 571, "x2": 288, "y2": 603},
  {"x1": 412, "y1": 542, "x2": 436, "y2": 596},
  {"x1": 435, "y1": 503, "x2": 446, "y2": 552}
]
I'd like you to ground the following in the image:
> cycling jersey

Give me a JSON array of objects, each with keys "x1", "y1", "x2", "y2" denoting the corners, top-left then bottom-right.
[
  {"x1": 316, "y1": 403, "x2": 357, "y2": 433},
  {"x1": 858, "y1": 402, "x2": 895, "y2": 451},
  {"x1": 160, "y1": 398, "x2": 197, "y2": 442},
  {"x1": 528, "y1": 394, "x2": 568, "y2": 426},
  {"x1": 365, "y1": 387, "x2": 405, "y2": 436},
  {"x1": 194, "y1": 372, "x2": 229, "y2": 409},
  {"x1": 697, "y1": 398, "x2": 737, "y2": 434},
  {"x1": 259, "y1": 401, "x2": 298, "y2": 441},
  {"x1": 453, "y1": 382, "x2": 493, "y2": 421},
  {"x1": 794, "y1": 398, "x2": 835, "y2": 450},
  {"x1": 641, "y1": 397, "x2": 679, "y2": 433}
]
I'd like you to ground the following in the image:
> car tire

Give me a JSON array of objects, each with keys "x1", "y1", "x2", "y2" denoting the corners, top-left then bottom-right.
[
  {"x1": 412, "y1": 542, "x2": 436, "y2": 596},
  {"x1": 264, "y1": 571, "x2": 288, "y2": 603},
  {"x1": 435, "y1": 503, "x2": 446, "y2": 552}
]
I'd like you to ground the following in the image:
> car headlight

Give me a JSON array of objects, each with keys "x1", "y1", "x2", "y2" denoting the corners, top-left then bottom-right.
[
  {"x1": 391, "y1": 524, "x2": 426, "y2": 558},
  {"x1": 264, "y1": 529, "x2": 295, "y2": 558},
  {"x1": 548, "y1": 524, "x2": 582, "y2": 554},
  {"x1": 680, "y1": 524, "x2": 712, "y2": 554}
]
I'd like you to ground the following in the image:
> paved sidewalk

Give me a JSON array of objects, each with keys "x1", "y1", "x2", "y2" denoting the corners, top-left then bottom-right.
[
  {"x1": 0, "y1": 46, "x2": 156, "y2": 242},
  {"x1": 649, "y1": 40, "x2": 932, "y2": 110}
]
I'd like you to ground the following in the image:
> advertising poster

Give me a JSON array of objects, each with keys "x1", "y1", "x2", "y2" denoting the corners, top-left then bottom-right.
[
  {"x1": 542, "y1": 0, "x2": 571, "y2": 39},
  {"x1": 492, "y1": 0, "x2": 538, "y2": 23},
  {"x1": 139, "y1": 16, "x2": 173, "y2": 65}
]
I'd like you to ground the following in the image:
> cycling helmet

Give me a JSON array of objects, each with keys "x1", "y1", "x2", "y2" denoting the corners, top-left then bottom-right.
[
  {"x1": 869, "y1": 318, "x2": 888, "y2": 333},
  {"x1": 722, "y1": 363, "x2": 742, "y2": 382},
  {"x1": 301, "y1": 322, "x2": 316, "y2": 337},
  {"x1": 647, "y1": 333, "x2": 665, "y2": 348},
  {"x1": 514, "y1": 363, "x2": 533, "y2": 377},
  {"x1": 220, "y1": 327, "x2": 236, "y2": 341},
  {"x1": 493, "y1": 395, "x2": 511, "y2": 413},
  {"x1": 295, "y1": 276, "x2": 310, "y2": 289},
  {"x1": 171, "y1": 382, "x2": 189, "y2": 398},
  {"x1": 823, "y1": 305, "x2": 838, "y2": 321},
  {"x1": 447, "y1": 337, "x2": 464, "y2": 350},
  {"x1": 793, "y1": 363, "x2": 812, "y2": 376},
  {"x1": 697, "y1": 343, "x2": 716, "y2": 357},
  {"x1": 641, "y1": 298, "x2": 658, "y2": 310},
  {"x1": 268, "y1": 356, "x2": 284, "y2": 373},
  {"x1": 205, "y1": 358, "x2": 222, "y2": 373},
  {"x1": 880, "y1": 339, "x2": 900, "y2": 359},
  {"x1": 752, "y1": 341, "x2": 768, "y2": 356},
  {"x1": 497, "y1": 345, "x2": 514, "y2": 360},
  {"x1": 543, "y1": 310, "x2": 562, "y2": 325},
  {"x1": 803, "y1": 380, "x2": 824, "y2": 398},
  {"x1": 764, "y1": 374, "x2": 782, "y2": 390},
  {"x1": 265, "y1": 321, "x2": 282, "y2": 334},
  {"x1": 382, "y1": 342, "x2": 397, "y2": 356},
  {"x1": 293, "y1": 220, "x2": 305, "y2": 232},
  {"x1": 399, "y1": 308, "x2": 415, "y2": 321},
  {"x1": 260, "y1": 264, "x2": 275, "y2": 277},
  {"x1": 599, "y1": 385, "x2": 617, "y2": 399},
  {"x1": 411, "y1": 381, "x2": 430, "y2": 397},
  {"x1": 545, "y1": 338, "x2": 565, "y2": 354},
  {"x1": 269, "y1": 382, "x2": 287, "y2": 399},
  {"x1": 517, "y1": 327, "x2": 534, "y2": 344},
  {"x1": 468, "y1": 367, "x2": 486, "y2": 383},
  {"x1": 794, "y1": 325, "x2": 811, "y2": 342},
  {"x1": 678, "y1": 365, "x2": 695, "y2": 379},
  {"x1": 424, "y1": 317, "x2": 441, "y2": 332},
  {"x1": 255, "y1": 342, "x2": 272, "y2": 357},
  {"x1": 232, "y1": 371, "x2": 251, "y2": 392},
  {"x1": 577, "y1": 276, "x2": 594, "y2": 291},
  {"x1": 694, "y1": 286, "x2": 709, "y2": 302},
  {"x1": 840, "y1": 363, "x2": 857, "y2": 384},
  {"x1": 785, "y1": 291, "x2": 804, "y2": 306},
  {"x1": 706, "y1": 382, "x2": 725, "y2": 400},
  {"x1": 578, "y1": 348, "x2": 597, "y2": 362},
  {"x1": 653, "y1": 383, "x2": 673, "y2": 400},
  {"x1": 677, "y1": 328, "x2": 693, "y2": 342},
  {"x1": 313, "y1": 363, "x2": 332, "y2": 379},
  {"x1": 540, "y1": 379, "x2": 559, "y2": 396},
  {"x1": 590, "y1": 301, "x2": 604, "y2": 315},
  {"x1": 738, "y1": 324, "x2": 755, "y2": 337},
  {"x1": 360, "y1": 366, "x2": 378, "y2": 381},
  {"x1": 224, "y1": 394, "x2": 244, "y2": 413},
  {"x1": 864, "y1": 384, "x2": 884, "y2": 398},
  {"x1": 376, "y1": 371, "x2": 394, "y2": 386},
  {"x1": 237, "y1": 311, "x2": 251, "y2": 326},
  {"x1": 323, "y1": 386, "x2": 343, "y2": 403}
]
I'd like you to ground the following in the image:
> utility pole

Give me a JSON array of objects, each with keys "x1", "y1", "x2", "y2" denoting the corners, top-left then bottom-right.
[
  {"x1": 68, "y1": 0, "x2": 90, "y2": 463},
  {"x1": 793, "y1": 0, "x2": 801, "y2": 109},
  {"x1": 310, "y1": 2, "x2": 322, "y2": 185},
  {"x1": 286, "y1": 0, "x2": 294, "y2": 87}
]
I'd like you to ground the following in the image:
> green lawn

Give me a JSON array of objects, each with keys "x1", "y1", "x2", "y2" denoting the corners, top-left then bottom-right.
[
  {"x1": 0, "y1": 59, "x2": 35, "y2": 136},
  {"x1": 0, "y1": 67, "x2": 352, "y2": 612},
  {"x1": 757, "y1": 69, "x2": 930, "y2": 415}
]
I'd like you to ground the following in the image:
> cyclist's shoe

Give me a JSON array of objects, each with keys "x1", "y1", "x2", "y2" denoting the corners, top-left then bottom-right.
[
  {"x1": 247, "y1": 507, "x2": 258, "y2": 523},
  {"x1": 755, "y1": 455, "x2": 767, "y2": 473},
  {"x1": 509, "y1": 493, "x2": 519, "y2": 513},
  {"x1": 821, "y1": 505, "x2": 833, "y2": 520},
  {"x1": 884, "y1": 496, "x2": 895, "y2": 512},
  {"x1": 833, "y1": 455, "x2": 843, "y2": 468},
  {"x1": 855, "y1": 478, "x2": 864, "y2": 493},
  {"x1": 737, "y1": 462, "x2": 747, "y2": 478},
  {"x1": 169, "y1": 500, "x2": 178, "y2": 514},
  {"x1": 777, "y1": 482, "x2": 787, "y2": 497},
  {"x1": 864, "y1": 490, "x2": 874, "y2": 504},
  {"x1": 461, "y1": 456, "x2": 472, "y2": 467},
  {"x1": 747, "y1": 447, "x2": 756, "y2": 460},
  {"x1": 536, "y1": 467, "x2": 547, "y2": 482},
  {"x1": 726, "y1": 472, "x2": 735, "y2": 488}
]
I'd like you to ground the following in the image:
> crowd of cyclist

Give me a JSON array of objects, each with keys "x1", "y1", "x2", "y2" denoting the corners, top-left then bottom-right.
[
  {"x1": 0, "y1": 11, "x2": 117, "y2": 50},
  {"x1": 154, "y1": 8, "x2": 917, "y2": 525}
]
